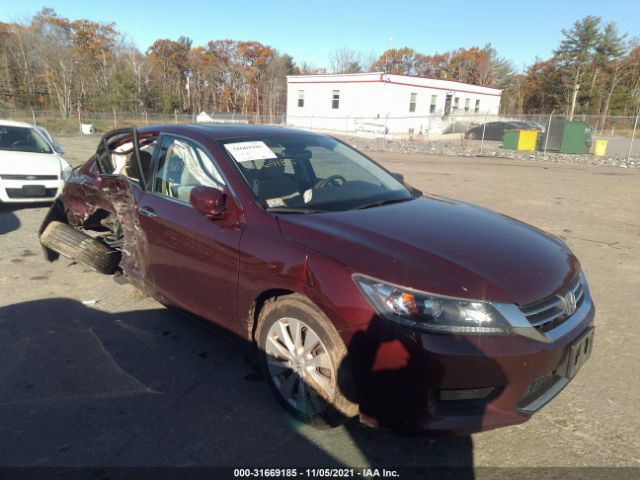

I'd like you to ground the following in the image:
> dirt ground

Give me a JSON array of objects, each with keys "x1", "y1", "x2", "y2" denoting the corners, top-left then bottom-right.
[{"x1": 1, "y1": 135, "x2": 639, "y2": 473}]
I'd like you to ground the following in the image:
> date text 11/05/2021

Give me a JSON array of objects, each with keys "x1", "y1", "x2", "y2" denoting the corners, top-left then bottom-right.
[{"x1": 233, "y1": 468, "x2": 399, "y2": 478}]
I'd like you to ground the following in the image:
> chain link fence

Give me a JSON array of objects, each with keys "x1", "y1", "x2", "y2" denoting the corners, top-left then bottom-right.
[
  {"x1": 287, "y1": 112, "x2": 640, "y2": 161},
  {"x1": 1, "y1": 107, "x2": 638, "y2": 161},
  {"x1": 0, "y1": 108, "x2": 284, "y2": 136}
]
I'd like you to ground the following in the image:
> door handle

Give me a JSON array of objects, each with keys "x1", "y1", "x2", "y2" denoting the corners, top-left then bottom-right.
[{"x1": 139, "y1": 206, "x2": 157, "y2": 218}]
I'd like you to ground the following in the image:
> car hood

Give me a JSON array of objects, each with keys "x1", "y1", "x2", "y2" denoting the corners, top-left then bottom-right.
[
  {"x1": 0, "y1": 150, "x2": 64, "y2": 176},
  {"x1": 277, "y1": 195, "x2": 579, "y2": 306}
]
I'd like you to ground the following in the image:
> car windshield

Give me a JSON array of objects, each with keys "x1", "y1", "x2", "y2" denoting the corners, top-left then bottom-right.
[
  {"x1": 0, "y1": 126, "x2": 53, "y2": 154},
  {"x1": 220, "y1": 134, "x2": 417, "y2": 212}
]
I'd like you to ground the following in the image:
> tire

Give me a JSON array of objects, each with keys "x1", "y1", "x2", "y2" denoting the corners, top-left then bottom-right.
[
  {"x1": 467, "y1": 131, "x2": 477, "y2": 140},
  {"x1": 256, "y1": 294, "x2": 358, "y2": 428},
  {"x1": 40, "y1": 221, "x2": 120, "y2": 274}
]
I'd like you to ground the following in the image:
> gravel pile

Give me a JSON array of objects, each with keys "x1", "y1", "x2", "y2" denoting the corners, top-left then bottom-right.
[{"x1": 340, "y1": 136, "x2": 639, "y2": 169}]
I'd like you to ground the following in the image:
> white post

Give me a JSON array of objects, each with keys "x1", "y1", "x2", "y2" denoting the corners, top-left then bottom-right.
[
  {"x1": 543, "y1": 110, "x2": 554, "y2": 158},
  {"x1": 113, "y1": 110, "x2": 117, "y2": 129},
  {"x1": 384, "y1": 114, "x2": 389, "y2": 141},
  {"x1": 480, "y1": 113, "x2": 487, "y2": 155},
  {"x1": 31, "y1": 106, "x2": 36, "y2": 126},
  {"x1": 144, "y1": 111, "x2": 148, "y2": 125},
  {"x1": 628, "y1": 115, "x2": 639, "y2": 162},
  {"x1": 174, "y1": 109, "x2": 178, "y2": 124}
]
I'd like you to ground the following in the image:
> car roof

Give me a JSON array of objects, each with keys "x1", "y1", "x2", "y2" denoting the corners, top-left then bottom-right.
[
  {"x1": 137, "y1": 123, "x2": 328, "y2": 141},
  {"x1": 0, "y1": 119, "x2": 36, "y2": 128}
]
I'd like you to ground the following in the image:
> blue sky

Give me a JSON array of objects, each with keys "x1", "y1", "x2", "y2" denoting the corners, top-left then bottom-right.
[{"x1": 2, "y1": 0, "x2": 638, "y2": 72}]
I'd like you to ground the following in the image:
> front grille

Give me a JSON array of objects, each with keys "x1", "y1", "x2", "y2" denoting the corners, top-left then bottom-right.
[
  {"x1": 5, "y1": 187, "x2": 58, "y2": 199},
  {"x1": 520, "y1": 275, "x2": 585, "y2": 332},
  {"x1": 0, "y1": 174, "x2": 58, "y2": 180}
]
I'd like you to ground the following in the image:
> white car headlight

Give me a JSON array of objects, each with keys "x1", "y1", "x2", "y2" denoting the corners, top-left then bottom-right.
[
  {"x1": 59, "y1": 158, "x2": 73, "y2": 181},
  {"x1": 61, "y1": 166, "x2": 73, "y2": 181},
  {"x1": 353, "y1": 274, "x2": 512, "y2": 335}
]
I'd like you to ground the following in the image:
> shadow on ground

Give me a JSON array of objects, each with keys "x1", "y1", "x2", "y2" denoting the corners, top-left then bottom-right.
[
  {"x1": 0, "y1": 205, "x2": 21, "y2": 235},
  {"x1": 0, "y1": 298, "x2": 476, "y2": 477},
  {"x1": 1, "y1": 202, "x2": 54, "y2": 235}
]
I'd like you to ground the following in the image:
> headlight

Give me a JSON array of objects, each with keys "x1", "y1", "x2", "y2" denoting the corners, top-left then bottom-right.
[
  {"x1": 353, "y1": 274, "x2": 512, "y2": 335},
  {"x1": 61, "y1": 166, "x2": 73, "y2": 182}
]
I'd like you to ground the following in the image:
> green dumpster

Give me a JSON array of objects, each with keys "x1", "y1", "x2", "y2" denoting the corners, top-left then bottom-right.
[
  {"x1": 502, "y1": 130, "x2": 518, "y2": 150},
  {"x1": 559, "y1": 122, "x2": 591, "y2": 154}
]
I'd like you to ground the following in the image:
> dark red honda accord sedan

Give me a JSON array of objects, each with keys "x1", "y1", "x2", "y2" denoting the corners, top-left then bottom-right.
[{"x1": 39, "y1": 124, "x2": 594, "y2": 434}]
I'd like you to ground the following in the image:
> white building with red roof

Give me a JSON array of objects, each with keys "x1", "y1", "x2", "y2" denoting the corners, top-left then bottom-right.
[{"x1": 286, "y1": 72, "x2": 502, "y2": 135}]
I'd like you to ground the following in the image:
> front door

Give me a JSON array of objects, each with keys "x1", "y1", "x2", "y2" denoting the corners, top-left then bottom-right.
[
  {"x1": 444, "y1": 94, "x2": 453, "y2": 116},
  {"x1": 136, "y1": 134, "x2": 244, "y2": 332}
]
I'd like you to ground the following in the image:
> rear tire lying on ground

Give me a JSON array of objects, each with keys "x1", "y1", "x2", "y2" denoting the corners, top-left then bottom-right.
[{"x1": 40, "y1": 220, "x2": 120, "y2": 274}]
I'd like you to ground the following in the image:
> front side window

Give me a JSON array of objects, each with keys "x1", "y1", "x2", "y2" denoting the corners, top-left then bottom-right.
[
  {"x1": 332, "y1": 90, "x2": 340, "y2": 109},
  {"x1": 298, "y1": 90, "x2": 304, "y2": 108},
  {"x1": 409, "y1": 93, "x2": 417, "y2": 112},
  {"x1": 221, "y1": 135, "x2": 416, "y2": 212},
  {"x1": 0, "y1": 126, "x2": 52, "y2": 154},
  {"x1": 153, "y1": 136, "x2": 224, "y2": 203}
]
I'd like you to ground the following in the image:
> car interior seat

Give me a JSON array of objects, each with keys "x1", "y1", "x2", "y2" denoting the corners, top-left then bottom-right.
[
  {"x1": 256, "y1": 160, "x2": 298, "y2": 201},
  {"x1": 125, "y1": 150, "x2": 152, "y2": 184}
]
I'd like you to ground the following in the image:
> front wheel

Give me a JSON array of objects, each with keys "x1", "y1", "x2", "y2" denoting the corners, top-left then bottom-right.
[{"x1": 256, "y1": 294, "x2": 358, "y2": 427}]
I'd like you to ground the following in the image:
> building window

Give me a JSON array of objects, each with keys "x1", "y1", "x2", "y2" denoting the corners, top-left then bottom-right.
[
  {"x1": 332, "y1": 90, "x2": 340, "y2": 109},
  {"x1": 464, "y1": 98, "x2": 470, "y2": 112},
  {"x1": 453, "y1": 97, "x2": 460, "y2": 112},
  {"x1": 475, "y1": 99, "x2": 480, "y2": 113},
  {"x1": 430, "y1": 95, "x2": 437, "y2": 114},
  {"x1": 409, "y1": 93, "x2": 417, "y2": 112},
  {"x1": 297, "y1": 90, "x2": 304, "y2": 108}
]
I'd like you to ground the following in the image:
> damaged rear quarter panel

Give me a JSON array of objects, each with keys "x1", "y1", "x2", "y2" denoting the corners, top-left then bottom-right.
[
  {"x1": 97, "y1": 175, "x2": 148, "y2": 286},
  {"x1": 43, "y1": 155, "x2": 148, "y2": 286}
]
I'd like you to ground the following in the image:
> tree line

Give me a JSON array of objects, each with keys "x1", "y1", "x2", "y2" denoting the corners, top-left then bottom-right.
[{"x1": 0, "y1": 9, "x2": 638, "y2": 118}]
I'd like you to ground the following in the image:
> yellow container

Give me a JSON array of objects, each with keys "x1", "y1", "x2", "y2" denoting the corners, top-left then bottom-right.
[
  {"x1": 593, "y1": 139, "x2": 608, "y2": 156},
  {"x1": 516, "y1": 130, "x2": 538, "y2": 151}
]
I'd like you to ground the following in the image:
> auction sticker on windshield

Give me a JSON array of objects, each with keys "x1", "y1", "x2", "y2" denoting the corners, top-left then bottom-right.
[{"x1": 225, "y1": 141, "x2": 277, "y2": 162}]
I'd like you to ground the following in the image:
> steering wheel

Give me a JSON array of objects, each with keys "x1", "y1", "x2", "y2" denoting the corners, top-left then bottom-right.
[{"x1": 316, "y1": 175, "x2": 347, "y2": 189}]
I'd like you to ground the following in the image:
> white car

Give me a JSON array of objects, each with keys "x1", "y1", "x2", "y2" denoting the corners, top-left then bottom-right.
[{"x1": 0, "y1": 120, "x2": 71, "y2": 203}]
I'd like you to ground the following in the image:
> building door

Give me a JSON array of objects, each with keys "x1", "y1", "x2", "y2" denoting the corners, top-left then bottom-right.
[{"x1": 444, "y1": 94, "x2": 453, "y2": 116}]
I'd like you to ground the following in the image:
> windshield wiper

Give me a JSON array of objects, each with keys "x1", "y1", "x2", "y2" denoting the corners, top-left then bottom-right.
[
  {"x1": 266, "y1": 207, "x2": 326, "y2": 214},
  {"x1": 354, "y1": 197, "x2": 414, "y2": 210}
]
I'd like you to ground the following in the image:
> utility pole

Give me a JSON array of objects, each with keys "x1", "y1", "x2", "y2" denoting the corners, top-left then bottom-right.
[
  {"x1": 185, "y1": 72, "x2": 191, "y2": 113},
  {"x1": 384, "y1": 36, "x2": 393, "y2": 74},
  {"x1": 569, "y1": 83, "x2": 579, "y2": 121}
]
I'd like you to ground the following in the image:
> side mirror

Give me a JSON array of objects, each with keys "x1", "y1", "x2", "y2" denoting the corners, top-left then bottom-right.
[
  {"x1": 190, "y1": 185, "x2": 227, "y2": 219},
  {"x1": 392, "y1": 172, "x2": 405, "y2": 181},
  {"x1": 54, "y1": 145, "x2": 65, "y2": 154}
]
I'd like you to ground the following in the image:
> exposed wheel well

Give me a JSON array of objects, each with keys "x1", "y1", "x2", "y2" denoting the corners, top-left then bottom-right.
[
  {"x1": 248, "y1": 289, "x2": 295, "y2": 342},
  {"x1": 83, "y1": 208, "x2": 112, "y2": 230}
]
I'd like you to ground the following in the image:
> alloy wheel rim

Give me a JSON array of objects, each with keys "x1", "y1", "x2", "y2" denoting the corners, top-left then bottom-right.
[{"x1": 265, "y1": 317, "x2": 335, "y2": 416}]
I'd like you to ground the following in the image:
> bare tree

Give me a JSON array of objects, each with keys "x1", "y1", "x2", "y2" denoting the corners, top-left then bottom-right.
[{"x1": 329, "y1": 48, "x2": 362, "y2": 73}]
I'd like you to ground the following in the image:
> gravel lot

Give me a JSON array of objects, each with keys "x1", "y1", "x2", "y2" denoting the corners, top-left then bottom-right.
[
  {"x1": 341, "y1": 135, "x2": 640, "y2": 169},
  {"x1": 1, "y1": 134, "x2": 639, "y2": 475}
]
